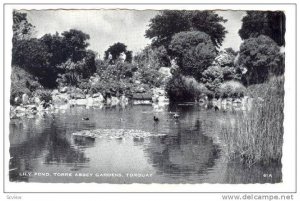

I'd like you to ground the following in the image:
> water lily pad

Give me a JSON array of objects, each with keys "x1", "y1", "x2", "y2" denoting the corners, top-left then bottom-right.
[{"x1": 72, "y1": 128, "x2": 165, "y2": 139}]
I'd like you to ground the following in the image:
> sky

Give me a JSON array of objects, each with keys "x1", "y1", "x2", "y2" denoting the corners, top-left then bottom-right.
[{"x1": 23, "y1": 9, "x2": 245, "y2": 58}]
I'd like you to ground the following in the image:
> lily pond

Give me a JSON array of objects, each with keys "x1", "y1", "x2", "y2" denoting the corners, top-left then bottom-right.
[{"x1": 9, "y1": 104, "x2": 282, "y2": 183}]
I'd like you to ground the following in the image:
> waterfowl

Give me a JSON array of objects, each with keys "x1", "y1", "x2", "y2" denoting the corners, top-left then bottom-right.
[
  {"x1": 82, "y1": 117, "x2": 89, "y2": 121},
  {"x1": 214, "y1": 106, "x2": 219, "y2": 111},
  {"x1": 153, "y1": 116, "x2": 159, "y2": 122},
  {"x1": 173, "y1": 113, "x2": 180, "y2": 119}
]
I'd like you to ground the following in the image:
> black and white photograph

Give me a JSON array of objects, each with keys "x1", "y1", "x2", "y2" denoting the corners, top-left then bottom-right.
[{"x1": 1, "y1": 1, "x2": 298, "y2": 197}]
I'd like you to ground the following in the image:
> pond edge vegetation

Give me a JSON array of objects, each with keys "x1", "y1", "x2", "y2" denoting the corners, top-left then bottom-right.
[{"x1": 10, "y1": 10, "x2": 285, "y2": 166}]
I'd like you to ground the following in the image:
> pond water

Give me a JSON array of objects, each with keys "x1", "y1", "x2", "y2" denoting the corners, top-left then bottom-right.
[{"x1": 9, "y1": 104, "x2": 282, "y2": 184}]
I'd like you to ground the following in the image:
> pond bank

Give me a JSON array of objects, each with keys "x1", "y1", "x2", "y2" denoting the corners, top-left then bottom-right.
[
  {"x1": 10, "y1": 85, "x2": 257, "y2": 119},
  {"x1": 10, "y1": 94, "x2": 254, "y2": 120}
]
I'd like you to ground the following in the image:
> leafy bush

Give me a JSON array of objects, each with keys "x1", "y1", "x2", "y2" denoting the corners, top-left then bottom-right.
[
  {"x1": 169, "y1": 31, "x2": 217, "y2": 81},
  {"x1": 78, "y1": 80, "x2": 91, "y2": 91},
  {"x1": 237, "y1": 35, "x2": 284, "y2": 85},
  {"x1": 90, "y1": 61, "x2": 138, "y2": 96},
  {"x1": 214, "y1": 49, "x2": 236, "y2": 67},
  {"x1": 217, "y1": 81, "x2": 246, "y2": 98},
  {"x1": 222, "y1": 66, "x2": 241, "y2": 81},
  {"x1": 92, "y1": 58, "x2": 166, "y2": 97},
  {"x1": 99, "y1": 62, "x2": 137, "y2": 80},
  {"x1": 34, "y1": 89, "x2": 52, "y2": 103},
  {"x1": 56, "y1": 59, "x2": 82, "y2": 86},
  {"x1": 134, "y1": 45, "x2": 170, "y2": 69},
  {"x1": 201, "y1": 65, "x2": 224, "y2": 92},
  {"x1": 200, "y1": 65, "x2": 241, "y2": 94},
  {"x1": 166, "y1": 75, "x2": 208, "y2": 102},
  {"x1": 56, "y1": 54, "x2": 96, "y2": 87},
  {"x1": 95, "y1": 59, "x2": 109, "y2": 75},
  {"x1": 90, "y1": 79, "x2": 133, "y2": 97},
  {"x1": 10, "y1": 66, "x2": 42, "y2": 104},
  {"x1": 137, "y1": 67, "x2": 165, "y2": 87}
]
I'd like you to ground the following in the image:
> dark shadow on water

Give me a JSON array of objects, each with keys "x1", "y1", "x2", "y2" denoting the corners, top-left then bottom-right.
[
  {"x1": 9, "y1": 117, "x2": 92, "y2": 182},
  {"x1": 9, "y1": 104, "x2": 282, "y2": 184},
  {"x1": 44, "y1": 129, "x2": 91, "y2": 165},
  {"x1": 142, "y1": 115, "x2": 221, "y2": 183}
]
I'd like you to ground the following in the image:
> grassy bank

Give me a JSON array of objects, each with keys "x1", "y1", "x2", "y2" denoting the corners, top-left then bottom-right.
[{"x1": 221, "y1": 76, "x2": 284, "y2": 165}]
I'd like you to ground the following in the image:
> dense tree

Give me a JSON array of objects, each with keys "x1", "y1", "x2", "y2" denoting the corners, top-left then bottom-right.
[
  {"x1": 61, "y1": 29, "x2": 91, "y2": 62},
  {"x1": 12, "y1": 38, "x2": 57, "y2": 87},
  {"x1": 40, "y1": 30, "x2": 94, "y2": 65},
  {"x1": 104, "y1": 42, "x2": 133, "y2": 63},
  {"x1": 169, "y1": 31, "x2": 217, "y2": 81},
  {"x1": 12, "y1": 27, "x2": 96, "y2": 88},
  {"x1": 145, "y1": 10, "x2": 227, "y2": 49},
  {"x1": 40, "y1": 33, "x2": 67, "y2": 67},
  {"x1": 134, "y1": 45, "x2": 170, "y2": 69},
  {"x1": 82, "y1": 50, "x2": 96, "y2": 78},
  {"x1": 188, "y1": 11, "x2": 228, "y2": 48},
  {"x1": 12, "y1": 10, "x2": 35, "y2": 42},
  {"x1": 239, "y1": 11, "x2": 286, "y2": 46},
  {"x1": 237, "y1": 35, "x2": 284, "y2": 85}
]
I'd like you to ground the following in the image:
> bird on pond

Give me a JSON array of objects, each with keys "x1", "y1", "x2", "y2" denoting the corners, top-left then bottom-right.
[
  {"x1": 173, "y1": 113, "x2": 180, "y2": 119},
  {"x1": 153, "y1": 116, "x2": 159, "y2": 122},
  {"x1": 82, "y1": 117, "x2": 89, "y2": 121}
]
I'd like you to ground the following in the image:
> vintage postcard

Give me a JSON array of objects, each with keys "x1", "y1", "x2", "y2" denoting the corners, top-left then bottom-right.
[{"x1": 1, "y1": 1, "x2": 298, "y2": 199}]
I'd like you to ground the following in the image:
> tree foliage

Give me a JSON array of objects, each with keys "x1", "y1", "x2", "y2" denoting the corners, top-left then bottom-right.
[
  {"x1": 214, "y1": 49, "x2": 236, "y2": 67},
  {"x1": 134, "y1": 45, "x2": 170, "y2": 69},
  {"x1": 61, "y1": 29, "x2": 91, "y2": 62},
  {"x1": 104, "y1": 42, "x2": 133, "y2": 63},
  {"x1": 10, "y1": 65, "x2": 42, "y2": 104},
  {"x1": 239, "y1": 11, "x2": 286, "y2": 46},
  {"x1": 166, "y1": 75, "x2": 208, "y2": 102},
  {"x1": 200, "y1": 48, "x2": 242, "y2": 94},
  {"x1": 40, "y1": 32, "x2": 68, "y2": 67},
  {"x1": 56, "y1": 50, "x2": 96, "y2": 87},
  {"x1": 145, "y1": 10, "x2": 227, "y2": 49},
  {"x1": 169, "y1": 31, "x2": 217, "y2": 81},
  {"x1": 217, "y1": 81, "x2": 246, "y2": 98},
  {"x1": 12, "y1": 10, "x2": 35, "y2": 42},
  {"x1": 12, "y1": 38, "x2": 56, "y2": 87},
  {"x1": 237, "y1": 35, "x2": 284, "y2": 85},
  {"x1": 12, "y1": 18, "x2": 96, "y2": 88},
  {"x1": 200, "y1": 65, "x2": 224, "y2": 92}
]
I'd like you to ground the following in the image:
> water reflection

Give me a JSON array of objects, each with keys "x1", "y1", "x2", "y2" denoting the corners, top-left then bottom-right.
[
  {"x1": 9, "y1": 104, "x2": 281, "y2": 183},
  {"x1": 143, "y1": 133, "x2": 220, "y2": 182}
]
